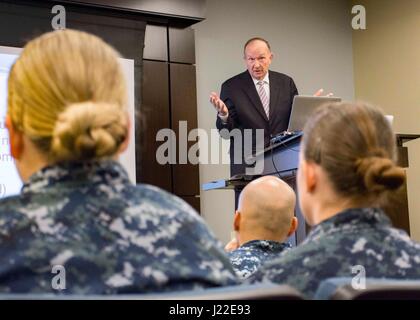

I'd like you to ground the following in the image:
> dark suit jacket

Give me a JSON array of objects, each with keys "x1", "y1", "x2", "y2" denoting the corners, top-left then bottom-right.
[{"x1": 216, "y1": 70, "x2": 298, "y2": 176}]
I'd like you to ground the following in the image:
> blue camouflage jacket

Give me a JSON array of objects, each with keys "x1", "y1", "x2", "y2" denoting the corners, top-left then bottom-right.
[
  {"x1": 228, "y1": 240, "x2": 291, "y2": 279},
  {"x1": 249, "y1": 207, "x2": 420, "y2": 299},
  {"x1": 0, "y1": 160, "x2": 237, "y2": 294}
]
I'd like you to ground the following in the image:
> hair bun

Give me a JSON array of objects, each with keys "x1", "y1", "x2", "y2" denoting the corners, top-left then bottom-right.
[
  {"x1": 356, "y1": 156, "x2": 405, "y2": 192},
  {"x1": 51, "y1": 102, "x2": 127, "y2": 162}
]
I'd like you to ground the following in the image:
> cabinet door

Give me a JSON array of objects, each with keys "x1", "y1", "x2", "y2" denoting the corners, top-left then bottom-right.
[
  {"x1": 139, "y1": 60, "x2": 172, "y2": 192},
  {"x1": 169, "y1": 27, "x2": 195, "y2": 64},
  {"x1": 144, "y1": 24, "x2": 168, "y2": 61},
  {"x1": 170, "y1": 63, "x2": 200, "y2": 197}
]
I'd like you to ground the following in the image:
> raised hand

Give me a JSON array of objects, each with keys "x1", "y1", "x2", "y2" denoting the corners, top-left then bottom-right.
[
  {"x1": 210, "y1": 92, "x2": 228, "y2": 117},
  {"x1": 313, "y1": 88, "x2": 334, "y2": 97}
]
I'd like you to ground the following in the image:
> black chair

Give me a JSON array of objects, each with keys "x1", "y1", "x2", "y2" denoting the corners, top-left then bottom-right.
[
  {"x1": 0, "y1": 283, "x2": 304, "y2": 300},
  {"x1": 314, "y1": 277, "x2": 420, "y2": 300}
]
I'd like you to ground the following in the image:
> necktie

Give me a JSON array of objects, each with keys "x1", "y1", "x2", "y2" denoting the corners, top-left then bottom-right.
[{"x1": 257, "y1": 81, "x2": 269, "y2": 119}]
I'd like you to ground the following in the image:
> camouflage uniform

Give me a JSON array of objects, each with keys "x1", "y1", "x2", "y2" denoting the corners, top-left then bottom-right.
[
  {"x1": 0, "y1": 160, "x2": 238, "y2": 294},
  {"x1": 249, "y1": 208, "x2": 420, "y2": 299},
  {"x1": 228, "y1": 240, "x2": 291, "y2": 279}
]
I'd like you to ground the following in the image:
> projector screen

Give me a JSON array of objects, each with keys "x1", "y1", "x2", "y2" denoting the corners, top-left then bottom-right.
[
  {"x1": 0, "y1": 45, "x2": 136, "y2": 199},
  {"x1": 0, "y1": 46, "x2": 22, "y2": 198}
]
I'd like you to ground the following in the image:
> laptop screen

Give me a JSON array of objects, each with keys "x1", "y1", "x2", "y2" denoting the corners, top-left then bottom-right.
[{"x1": 287, "y1": 95, "x2": 341, "y2": 132}]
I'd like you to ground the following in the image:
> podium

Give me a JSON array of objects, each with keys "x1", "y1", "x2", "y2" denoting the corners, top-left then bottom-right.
[
  {"x1": 202, "y1": 132, "x2": 303, "y2": 190},
  {"x1": 203, "y1": 132, "x2": 307, "y2": 245},
  {"x1": 254, "y1": 132, "x2": 307, "y2": 245}
]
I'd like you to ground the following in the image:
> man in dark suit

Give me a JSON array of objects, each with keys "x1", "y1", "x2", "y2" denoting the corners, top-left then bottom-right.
[{"x1": 210, "y1": 37, "x2": 298, "y2": 206}]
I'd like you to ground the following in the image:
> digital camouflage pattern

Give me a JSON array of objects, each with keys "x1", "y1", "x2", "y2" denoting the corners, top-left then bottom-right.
[
  {"x1": 228, "y1": 240, "x2": 291, "y2": 279},
  {"x1": 0, "y1": 160, "x2": 238, "y2": 294},
  {"x1": 249, "y1": 207, "x2": 420, "y2": 299}
]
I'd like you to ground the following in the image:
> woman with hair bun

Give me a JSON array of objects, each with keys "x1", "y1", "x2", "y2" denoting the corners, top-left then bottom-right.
[
  {"x1": 250, "y1": 102, "x2": 420, "y2": 298},
  {"x1": 0, "y1": 29, "x2": 237, "y2": 294}
]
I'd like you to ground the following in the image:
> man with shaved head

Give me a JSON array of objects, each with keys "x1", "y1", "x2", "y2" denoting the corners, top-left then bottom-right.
[{"x1": 226, "y1": 176, "x2": 298, "y2": 279}]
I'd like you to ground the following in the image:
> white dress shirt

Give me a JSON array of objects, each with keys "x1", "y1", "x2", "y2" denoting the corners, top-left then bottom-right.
[{"x1": 218, "y1": 72, "x2": 270, "y2": 123}]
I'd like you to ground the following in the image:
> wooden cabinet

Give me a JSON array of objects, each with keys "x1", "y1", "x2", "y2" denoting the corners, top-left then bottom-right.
[
  {"x1": 142, "y1": 24, "x2": 201, "y2": 212},
  {"x1": 0, "y1": 2, "x2": 201, "y2": 213}
]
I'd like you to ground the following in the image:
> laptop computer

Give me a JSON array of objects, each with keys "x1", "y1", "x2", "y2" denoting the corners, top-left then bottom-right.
[
  {"x1": 270, "y1": 95, "x2": 341, "y2": 144},
  {"x1": 287, "y1": 95, "x2": 341, "y2": 132}
]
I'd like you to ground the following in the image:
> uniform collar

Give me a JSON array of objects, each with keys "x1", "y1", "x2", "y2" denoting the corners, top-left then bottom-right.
[
  {"x1": 21, "y1": 160, "x2": 130, "y2": 194},
  {"x1": 240, "y1": 239, "x2": 291, "y2": 251},
  {"x1": 307, "y1": 207, "x2": 392, "y2": 240}
]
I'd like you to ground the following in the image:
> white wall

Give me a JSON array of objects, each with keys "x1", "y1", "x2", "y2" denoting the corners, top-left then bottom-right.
[
  {"x1": 351, "y1": 0, "x2": 420, "y2": 240},
  {"x1": 352, "y1": 0, "x2": 420, "y2": 134},
  {"x1": 193, "y1": 0, "x2": 355, "y2": 243}
]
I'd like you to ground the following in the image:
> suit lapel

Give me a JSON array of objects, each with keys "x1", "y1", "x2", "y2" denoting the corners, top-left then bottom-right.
[
  {"x1": 240, "y1": 72, "x2": 268, "y2": 122},
  {"x1": 269, "y1": 70, "x2": 280, "y2": 122}
]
